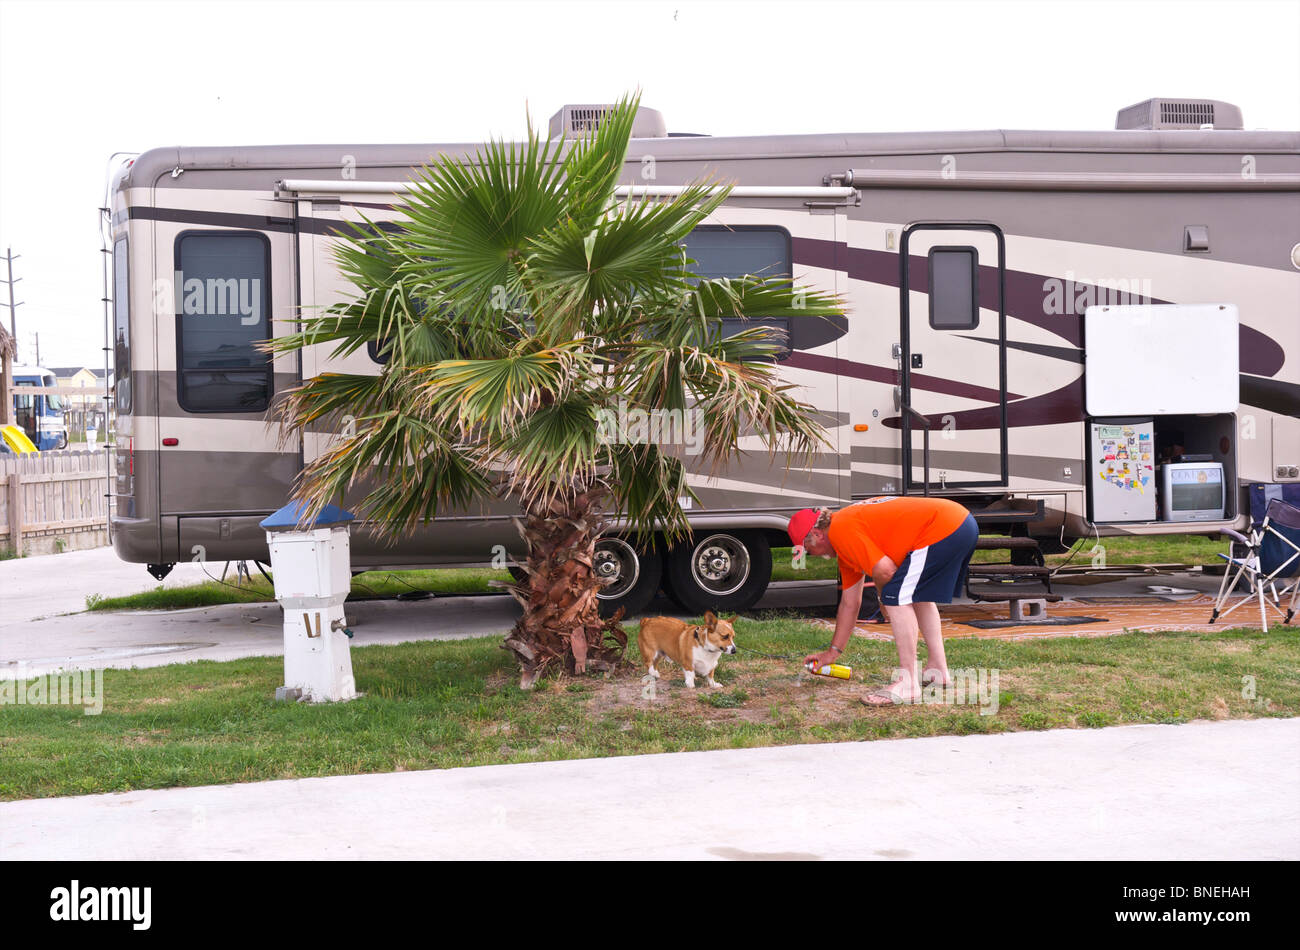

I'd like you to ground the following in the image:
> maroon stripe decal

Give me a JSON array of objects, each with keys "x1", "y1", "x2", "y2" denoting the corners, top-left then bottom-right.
[
  {"x1": 782, "y1": 351, "x2": 1023, "y2": 403},
  {"x1": 880, "y1": 377, "x2": 1087, "y2": 431},
  {"x1": 793, "y1": 235, "x2": 1286, "y2": 378}
]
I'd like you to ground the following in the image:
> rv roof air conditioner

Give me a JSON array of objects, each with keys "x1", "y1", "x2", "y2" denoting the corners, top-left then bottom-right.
[
  {"x1": 548, "y1": 104, "x2": 668, "y2": 139},
  {"x1": 1115, "y1": 98, "x2": 1244, "y2": 130}
]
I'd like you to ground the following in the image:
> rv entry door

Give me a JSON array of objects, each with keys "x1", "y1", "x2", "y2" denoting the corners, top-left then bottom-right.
[{"x1": 898, "y1": 223, "x2": 1007, "y2": 491}]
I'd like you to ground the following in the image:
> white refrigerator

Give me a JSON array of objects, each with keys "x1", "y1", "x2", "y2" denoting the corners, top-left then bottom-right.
[{"x1": 1089, "y1": 418, "x2": 1157, "y2": 522}]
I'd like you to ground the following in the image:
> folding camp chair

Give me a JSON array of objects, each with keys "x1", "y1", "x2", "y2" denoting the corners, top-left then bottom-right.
[{"x1": 1209, "y1": 497, "x2": 1300, "y2": 632}]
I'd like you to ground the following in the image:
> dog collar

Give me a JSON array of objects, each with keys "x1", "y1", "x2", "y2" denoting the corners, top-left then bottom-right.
[{"x1": 693, "y1": 628, "x2": 721, "y2": 653}]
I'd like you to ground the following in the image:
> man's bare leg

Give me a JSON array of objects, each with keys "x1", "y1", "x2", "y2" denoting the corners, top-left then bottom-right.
[
  {"x1": 863, "y1": 604, "x2": 921, "y2": 705},
  {"x1": 915, "y1": 601, "x2": 950, "y2": 686}
]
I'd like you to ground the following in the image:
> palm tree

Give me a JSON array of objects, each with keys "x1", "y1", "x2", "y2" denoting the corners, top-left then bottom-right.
[{"x1": 269, "y1": 94, "x2": 844, "y2": 688}]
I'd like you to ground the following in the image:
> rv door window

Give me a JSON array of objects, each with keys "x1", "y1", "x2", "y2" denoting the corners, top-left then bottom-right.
[
  {"x1": 112, "y1": 238, "x2": 131, "y2": 413},
  {"x1": 175, "y1": 231, "x2": 273, "y2": 413},
  {"x1": 928, "y1": 246, "x2": 980, "y2": 330}
]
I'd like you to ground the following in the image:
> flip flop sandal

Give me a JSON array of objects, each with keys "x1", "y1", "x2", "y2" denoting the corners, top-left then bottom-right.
[
  {"x1": 920, "y1": 670, "x2": 952, "y2": 688},
  {"x1": 861, "y1": 685, "x2": 909, "y2": 707}
]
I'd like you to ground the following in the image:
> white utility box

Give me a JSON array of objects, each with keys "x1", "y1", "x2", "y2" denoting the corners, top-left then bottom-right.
[{"x1": 260, "y1": 501, "x2": 357, "y2": 703}]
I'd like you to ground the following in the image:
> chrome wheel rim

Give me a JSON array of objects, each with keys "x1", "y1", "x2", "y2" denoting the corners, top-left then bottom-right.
[
  {"x1": 593, "y1": 538, "x2": 639, "y2": 600},
  {"x1": 690, "y1": 534, "x2": 750, "y2": 597}
]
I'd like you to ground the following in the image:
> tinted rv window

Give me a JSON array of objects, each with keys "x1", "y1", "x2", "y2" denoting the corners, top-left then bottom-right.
[
  {"x1": 175, "y1": 232, "x2": 272, "y2": 413},
  {"x1": 682, "y1": 226, "x2": 792, "y2": 282},
  {"x1": 112, "y1": 238, "x2": 131, "y2": 412},
  {"x1": 928, "y1": 247, "x2": 979, "y2": 330},
  {"x1": 684, "y1": 226, "x2": 793, "y2": 362}
]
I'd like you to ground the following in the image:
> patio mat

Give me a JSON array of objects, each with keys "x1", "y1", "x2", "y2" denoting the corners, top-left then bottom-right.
[
  {"x1": 1073, "y1": 596, "x2": 1198, "y2": 604},
  {"x1": 816, "y1": 594, "x2": 1247, "y2": 642},
  {"x1": 958, "y1": 615, "x2": 1108, "y2": 629}
]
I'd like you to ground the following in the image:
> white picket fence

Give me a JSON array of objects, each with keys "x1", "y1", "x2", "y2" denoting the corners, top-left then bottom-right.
[{"x1": 0, "y1": 449, "x2": 109, "y2": 556}]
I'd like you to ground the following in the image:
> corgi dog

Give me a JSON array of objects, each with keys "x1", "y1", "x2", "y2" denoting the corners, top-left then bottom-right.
[{"x1": 638, "y1": 611, "x2": 738, "y2": 688}]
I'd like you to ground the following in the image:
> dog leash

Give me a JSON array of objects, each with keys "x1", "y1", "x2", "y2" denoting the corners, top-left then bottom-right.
[
  {"x1": 735, "y1": 644, "x2": 811, "y2": 661},
  {"x1": 737, "y1": 644, "x2": 870, "y2": 664},
  {"x1": 733, "y1": 605, "x2": 883, "y2": 665}
]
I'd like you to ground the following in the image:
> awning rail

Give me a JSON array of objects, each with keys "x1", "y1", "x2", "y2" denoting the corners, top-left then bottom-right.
[{"x1": 276, "y1": 179, "x2": 857, "y2": 200}]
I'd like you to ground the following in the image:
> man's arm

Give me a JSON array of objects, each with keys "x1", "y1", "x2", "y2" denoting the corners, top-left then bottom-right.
[
  {"x1": 832, "y1": 577, "x2": 864, "y2": 651},
  {"x1": 871, "y1": 555, "x2": 898, "y2": 593},
  {"x1": 805, "y1": 575, "x2": 864, "y2": 666}
]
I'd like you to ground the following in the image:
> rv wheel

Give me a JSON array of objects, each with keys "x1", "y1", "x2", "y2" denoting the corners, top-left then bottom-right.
[
  {"x1": 593, "y1": 538, "x2": 662, "y2": 619},
  {"x1": 664, "y1": 530, "x2": 771, "y2": 615}
]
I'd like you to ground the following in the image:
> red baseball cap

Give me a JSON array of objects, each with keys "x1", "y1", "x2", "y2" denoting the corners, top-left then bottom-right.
[{"x1": 787, "y1": 508, "x2": 819, "y2": 547}]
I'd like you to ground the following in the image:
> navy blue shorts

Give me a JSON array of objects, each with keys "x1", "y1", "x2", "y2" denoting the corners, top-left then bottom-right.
[{"x1": 880, "y1": 513, "x2": 979, "y2": 606}]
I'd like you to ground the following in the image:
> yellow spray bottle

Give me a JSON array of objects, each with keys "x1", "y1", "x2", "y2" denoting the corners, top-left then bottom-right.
[{"x1": 806, "y1": 661, "x2": 852, "y2": 680}]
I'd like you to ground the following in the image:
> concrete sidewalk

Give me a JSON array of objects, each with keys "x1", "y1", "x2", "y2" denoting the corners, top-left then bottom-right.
[{"x1": 2, "y1": 718, "x2": 1295, "y2": 860}]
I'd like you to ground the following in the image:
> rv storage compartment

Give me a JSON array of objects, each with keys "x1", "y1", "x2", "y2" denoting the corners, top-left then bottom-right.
[
  {"x1": 1083, "y1": 303, "x2": 1240, "y2": 526},
  {"x1": 1086, "y1": 414, "x2": 1237, "y2": 525}
]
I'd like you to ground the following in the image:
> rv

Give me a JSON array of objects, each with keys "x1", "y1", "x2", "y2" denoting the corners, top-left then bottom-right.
[{"x1": 104, "y1": 97, "x2": 1300, "y2": 616}]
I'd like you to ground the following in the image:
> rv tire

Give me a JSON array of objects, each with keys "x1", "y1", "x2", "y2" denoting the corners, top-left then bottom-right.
[
  {"x1": 594, "y1": 538, "x2": 662, "y2": 619},
  {"x1": 664, "y1": 530, "x2": 771, "y2": 615}
]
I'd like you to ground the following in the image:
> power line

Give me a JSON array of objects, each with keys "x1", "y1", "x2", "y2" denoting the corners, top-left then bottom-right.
[{"x1": 2, "y1": 248, "x2": 24, "y2": 359}]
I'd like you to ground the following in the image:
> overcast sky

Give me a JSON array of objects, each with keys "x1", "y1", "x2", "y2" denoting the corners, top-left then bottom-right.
[{"x1": 1, "y1": 0, "x2": 1297, "y2": 369}]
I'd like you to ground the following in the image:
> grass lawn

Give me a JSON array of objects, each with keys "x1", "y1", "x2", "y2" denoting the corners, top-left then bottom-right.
[
  {"x1": 1, "y1": 616, "x2": 1294, "y2": 801},
  {"x1": 84, "y1": 567, "x2": 514, "y2": 611},
  {"x1": 87, "y1": 534, "x2": 1230, "y2": 611}
]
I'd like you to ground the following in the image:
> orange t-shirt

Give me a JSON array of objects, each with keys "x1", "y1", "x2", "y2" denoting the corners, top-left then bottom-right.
[{"x1": 828, "y1": 496, "x2": 970, "y2": 588}]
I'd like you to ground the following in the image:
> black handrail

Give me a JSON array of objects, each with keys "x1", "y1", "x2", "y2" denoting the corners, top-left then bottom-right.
[{"x1": 901, "y1": 402, "x2": 931, "y2": 496}]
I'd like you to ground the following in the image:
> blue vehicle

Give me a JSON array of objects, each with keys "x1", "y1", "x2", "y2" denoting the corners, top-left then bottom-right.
[{"x1": 12, "y1": 366, "x2": 68, "y2": 451}]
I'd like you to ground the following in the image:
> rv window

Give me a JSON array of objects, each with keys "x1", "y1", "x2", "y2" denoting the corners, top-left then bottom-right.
[
  {"x1": 175, "y1": 232, "x2": 273, "y2": 413},
  {"x1": 684, "y1": 226, "x2": 793, "y2": 362},
  {"x1": 681, "y1": 226, "x2": 792, "y2": 282},
  {"x1": 112, "y1": 238, "x2": 131, "y2": 413},
  {"x1": 928, "y1": 246, "x2": 979, "y2": 330},
  {"x1": 43, "y1": 375, "x2": 63, "y2": 412}
]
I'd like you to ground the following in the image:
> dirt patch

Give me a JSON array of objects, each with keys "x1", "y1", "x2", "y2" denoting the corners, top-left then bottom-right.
[
  {"x1": 581, "y1": 656, "x2": 878, "y2": 728},
  {"x1": 1209, "y1": 697, "x2": 1231, "y2": 720}
]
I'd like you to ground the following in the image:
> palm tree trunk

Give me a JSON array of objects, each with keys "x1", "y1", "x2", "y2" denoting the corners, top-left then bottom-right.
[{"x1": 503, "y1": 486, "x2": 627, "y2": 689}]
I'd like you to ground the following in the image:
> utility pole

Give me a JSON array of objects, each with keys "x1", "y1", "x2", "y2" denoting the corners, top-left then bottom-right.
[{"x1": 2, "y1": 248, "x2": 23, "y2": 361}]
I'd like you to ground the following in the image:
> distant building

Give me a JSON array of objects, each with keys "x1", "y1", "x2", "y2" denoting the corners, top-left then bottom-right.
[{"x1": 50, "y1": 366, "x2": 112, "y2": 410}]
